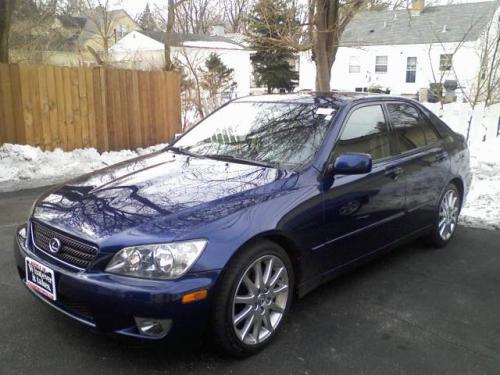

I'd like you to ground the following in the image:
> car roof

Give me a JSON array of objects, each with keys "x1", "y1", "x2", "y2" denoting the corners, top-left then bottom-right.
[{"x1": 233, "y1": 92, "x2": 417, "y2": 107}]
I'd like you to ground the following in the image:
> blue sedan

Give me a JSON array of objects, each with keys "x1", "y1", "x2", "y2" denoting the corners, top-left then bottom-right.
[{"x1": 14, "y1": 94, "x2": 471, "y2": 356}]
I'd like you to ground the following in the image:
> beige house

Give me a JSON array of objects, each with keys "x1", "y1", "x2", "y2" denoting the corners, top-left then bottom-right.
[{"x1": 39, "y1": 9, "x2": 140, "y2": 66}]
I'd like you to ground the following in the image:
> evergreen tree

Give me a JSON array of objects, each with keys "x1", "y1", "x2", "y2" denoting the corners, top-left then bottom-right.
[
  {"x1": 200, "y1": 53, "x2": 236, "y2": 111},
  {"x1": 137, "y1": 4, "x2": 157, "y2": 31},
  {"x1": 200, "y1": 53, "x2": 235, "y2": 97},
  {"x1": 248, "y1": 0, "x2": 298, "y2": 93}
]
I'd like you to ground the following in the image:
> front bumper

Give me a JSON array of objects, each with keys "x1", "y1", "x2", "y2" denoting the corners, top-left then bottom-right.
[{"x1": 14, "y1": 230, "x2": 220, "y2": 340}]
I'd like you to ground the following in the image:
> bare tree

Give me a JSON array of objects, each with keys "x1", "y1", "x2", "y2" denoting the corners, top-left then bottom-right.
[
  {"x1": 175, "y1": 0, "x2": 221, "y2": 34},
  {"x1": 76, "y1": 0, "x2": 123, "y2": 65},
  {"x1": 164, "y1": 0, "x2": 175, "y2": 70},
  {"x1": 174, "y1": 46, "x2": 206, "y2": 119},
  {"x1": 454, "y1": 16, "x2": 500, "y2": 142},
  {"x1": 0, "y1": 0, "x2": 16, "y2": 62},
  {"x1": 221, "y1": 0, "x2": 251, "y2": 33}
]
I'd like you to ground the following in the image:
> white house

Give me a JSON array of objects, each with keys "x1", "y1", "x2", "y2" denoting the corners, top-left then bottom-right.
[
  {"x1": 299, "y1": 0, "x2": 500, "y2": 97},
  {"x1": 109, "y1": 30, "x2": 253, "y2": 98}
]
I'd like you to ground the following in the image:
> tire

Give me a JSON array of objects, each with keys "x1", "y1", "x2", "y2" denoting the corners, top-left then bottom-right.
[
  {"x1": 427, "y1": 182, "x2": 462, "y2": 248},
  {"x1": 211, "y1": 240, "x2": 294, "y2": 357}
]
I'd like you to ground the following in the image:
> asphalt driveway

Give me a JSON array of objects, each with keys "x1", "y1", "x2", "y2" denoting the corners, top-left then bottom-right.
[{"x1": 1, "y1": 187, "x2": 499, "y2": 374}]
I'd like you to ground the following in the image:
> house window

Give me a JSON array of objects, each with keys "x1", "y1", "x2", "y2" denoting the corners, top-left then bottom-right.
[
  {"x1": 406, "y1": 57, "x2": 417, "y2": 83},
  {"x1": 349, "y1": 56, "x2": 361, "y2": 73},
  {"x1": 440, "y1": 54, "x2": 452, "y2": 71},
  {"x1": 116, "y1": 24, "x2": 128, "y2": 39},
  {"x1": 375, "y1": 56, "x2": 388, "y2": 73}
]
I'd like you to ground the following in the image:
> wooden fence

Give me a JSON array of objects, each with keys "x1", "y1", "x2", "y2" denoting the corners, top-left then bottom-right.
[{"x1": 0, "y1": 63, "x2": 181, "y2": 151}]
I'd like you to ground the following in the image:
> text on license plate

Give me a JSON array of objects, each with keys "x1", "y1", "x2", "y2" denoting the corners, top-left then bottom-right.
[{"x1": 25, "y1": 257, "x2": 57, "y2": 301}]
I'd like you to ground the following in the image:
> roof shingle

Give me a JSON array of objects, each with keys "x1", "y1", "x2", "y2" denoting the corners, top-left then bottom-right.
[{"x1": 341, "y1": 1, "x2": 498, "y2": 46}]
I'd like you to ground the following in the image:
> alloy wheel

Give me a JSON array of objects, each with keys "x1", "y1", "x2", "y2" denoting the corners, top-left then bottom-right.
[
  {"x1": 232, "y1": 255, "x2": 289, "y2": 345},
  {"x1": 438, "y1": 188, "x2": 460, "y2": 241}
]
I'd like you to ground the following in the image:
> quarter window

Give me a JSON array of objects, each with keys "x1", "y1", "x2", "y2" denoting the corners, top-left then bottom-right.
[
  {"x1": 387, "y1": 103, "x2": 440, "y2": 152},
  {"x1": 334, "y1": 105, "x2": 394, "y2": 160},
  {"x1": 375, "y1": 56, "x2": 388, "y2": 73}
]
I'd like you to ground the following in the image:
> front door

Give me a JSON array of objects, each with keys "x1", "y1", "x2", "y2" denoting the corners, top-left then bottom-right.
[{"x1": 316, "y1": 104, "x2": 406, "y2": 273}]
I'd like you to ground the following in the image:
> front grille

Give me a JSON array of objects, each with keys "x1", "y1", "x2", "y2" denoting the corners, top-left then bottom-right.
[{"x1": 31, "y1": 221, "x2": 99, "y2": 269}]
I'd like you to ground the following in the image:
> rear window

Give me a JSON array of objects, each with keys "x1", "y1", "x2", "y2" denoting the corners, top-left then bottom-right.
[{"x1": 387, "y1": 103, "x2": 440, "y2": 153}]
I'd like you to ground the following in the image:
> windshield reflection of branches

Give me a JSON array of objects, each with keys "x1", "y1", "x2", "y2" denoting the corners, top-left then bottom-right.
[{"x1": 178, "y1": 103, "x2": 332, "y2": 169}]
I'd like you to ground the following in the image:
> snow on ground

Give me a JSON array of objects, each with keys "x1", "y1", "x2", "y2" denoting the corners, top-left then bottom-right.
[
  {"x1": 0, "y1": 143, "x2": 167, "y2": 193},
  {"x1": 460, "y1": 137, "x2": 500, "y2": 230},
  {"x1": 0, "y1": 101, "x2": 498, "y2": 230},
  {"x1": 423, "y1": 102, "x2": 500, "y2": 230}
]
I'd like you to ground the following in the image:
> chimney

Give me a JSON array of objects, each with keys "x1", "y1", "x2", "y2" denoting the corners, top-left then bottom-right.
[
  {"x1": 211, "y1": 25, "x2": 225, "y2": 37},
  {"x1": 411, "y1": 0, "x2": 425, "y2": 16}
]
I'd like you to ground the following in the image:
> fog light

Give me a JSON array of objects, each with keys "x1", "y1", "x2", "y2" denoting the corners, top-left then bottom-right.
[{"x1": 134, "y1": 317, "x2": 172, "y2": 338}]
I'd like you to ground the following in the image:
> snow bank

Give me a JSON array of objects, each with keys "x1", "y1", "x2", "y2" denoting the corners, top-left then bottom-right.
[
  {"x1": 0, "y1": 143, "x2": 167, "y2": 193},
  {"x1": 422, "y1": 102, "x2": 500, "y2": 230},
  {"x1": 460, "y1": 137, "x2": 500, "y2": 230}
]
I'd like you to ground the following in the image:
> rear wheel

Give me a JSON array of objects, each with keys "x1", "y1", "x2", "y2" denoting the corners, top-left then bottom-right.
[
  {"x1": 427, "y1": 183, "x2": 461, "y2": 247},
  {"x1": 212, "y1": 240, "x2": 294, "y2": 357}
]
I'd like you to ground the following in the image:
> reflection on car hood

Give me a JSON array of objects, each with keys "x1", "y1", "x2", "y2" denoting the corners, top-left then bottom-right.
[{"x1": 32, "y1": 151, "x2": 293, "y2": 243}]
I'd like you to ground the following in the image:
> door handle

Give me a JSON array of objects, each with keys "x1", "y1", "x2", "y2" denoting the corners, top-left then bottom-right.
[{"x1": 384, "y1": 166, "x2": 404, "y2": 180}]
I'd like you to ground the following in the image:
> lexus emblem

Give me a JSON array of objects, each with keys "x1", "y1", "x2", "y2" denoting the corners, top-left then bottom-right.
[{"x1": 48, "y1": 238, "x2": 62, "y2": 254}]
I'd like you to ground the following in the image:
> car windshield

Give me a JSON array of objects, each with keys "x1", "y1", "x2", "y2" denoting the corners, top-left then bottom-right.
[{"x1": 173, "y1": 101, "x2": 336, "y2": 170}]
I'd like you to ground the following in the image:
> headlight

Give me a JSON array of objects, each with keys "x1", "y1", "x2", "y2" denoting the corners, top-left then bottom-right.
[
  {"x1": 17, "y1": 224, "x2": 28, "y2": 249},
  {"x1": 105, "y1": 240, "x2": 207, "y2": 280}
]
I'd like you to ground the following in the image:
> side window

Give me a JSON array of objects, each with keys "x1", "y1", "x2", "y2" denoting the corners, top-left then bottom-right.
[
  {"x1": 334, "y1": 105, "x2": 394, "y2": 161},
  {"x1": 387, "y1": 103, "x2": 439, "y2": 152}
]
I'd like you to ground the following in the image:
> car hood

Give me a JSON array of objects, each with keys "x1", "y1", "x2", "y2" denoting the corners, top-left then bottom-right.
[{"x1": 31, "y1": 150, "x2": 294, "y2": 245}]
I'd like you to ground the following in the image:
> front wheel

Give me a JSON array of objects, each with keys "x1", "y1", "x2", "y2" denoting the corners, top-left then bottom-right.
[
  {"x1": 212, "y1": 240, "x2": 294, "y2": 357},
  {"x1": 427, "y1": 183, "x2": 462, "y2": 247}
]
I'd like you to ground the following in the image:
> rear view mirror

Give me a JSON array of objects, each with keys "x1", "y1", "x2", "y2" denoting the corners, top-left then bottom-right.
[{"x1": 333, "y1": 153, "x2": 372, "y2": 175}]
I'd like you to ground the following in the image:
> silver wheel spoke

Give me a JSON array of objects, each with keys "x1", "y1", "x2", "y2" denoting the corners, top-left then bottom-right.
[
  {"x1": 234, "y1": 305, "x2": 253, "y2": 325},
  {"x1": 239, "y1": 314, "x2": 255, "y2": 341},
  {"x1": 263, "y1": 258, "x2": 273, "y2": 286},
  {"x1": 269, "y1": 267, "x2": 284, "y2": 288},
  {"x1": 243, "y1": 274, "x2": 258, "y2": 294},
  {"x1": 262, "y1": 310, "x2": 273, "y2": 333},
  {"x1": 270, "y1": 302, "x2": 284, "y2": 313},
  {"x1": 252, "y1": 314, "x2": 262, "y2": 343},
  {"x1": 254, "y1": 262, "x2": 264, "y2": 289},
  {"x1": 273, "y1": 284, "x2": 288, "y2": 295},
  {"x1": 235, "y1": 294, "x2": 255, "y2": 305}
]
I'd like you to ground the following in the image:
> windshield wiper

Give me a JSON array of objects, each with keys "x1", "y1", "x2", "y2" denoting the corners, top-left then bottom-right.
[{"x1": 203, "y1": 154, "x2": 276, "y2": 168}]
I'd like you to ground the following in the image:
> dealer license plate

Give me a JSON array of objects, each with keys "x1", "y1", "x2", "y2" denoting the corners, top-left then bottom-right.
[{"x1": 25, "y1": 257, "x2": 57, "y2": 301}]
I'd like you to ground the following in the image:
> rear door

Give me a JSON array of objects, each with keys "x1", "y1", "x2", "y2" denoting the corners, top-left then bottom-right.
[
  {"x1": 317, "y1": 103, "x2": 406, "y2": 272},
  {"x1": 385, "y1": 102, "x2": 450, "y2": 232}
]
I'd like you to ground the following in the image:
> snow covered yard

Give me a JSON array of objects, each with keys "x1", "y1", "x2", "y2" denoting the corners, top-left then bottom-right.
[
  {"x1": 0, "y1": 143, "x2": 167, "y2": 193},
  {"x1": 0, "y1": 101, "x2": 498, "y2": 230},
  {"x1": 423, "y1": 102, "x2": 500, "y2": 231}
]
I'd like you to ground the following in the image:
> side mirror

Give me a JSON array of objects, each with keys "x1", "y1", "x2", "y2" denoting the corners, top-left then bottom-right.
[{"x1": 332, "y1": 153, "x2": 372, "y2": 175}]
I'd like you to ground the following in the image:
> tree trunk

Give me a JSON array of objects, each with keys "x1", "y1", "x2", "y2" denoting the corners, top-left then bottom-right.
[
  {"x1": 312, "y1": 0, "x2": 339, "y2": 92},
  {"x1": 0, "y1": 0, "x2": 15, "y2": 63},
  {"x1": 164, "y1": 0, "x2": 175, "y2": 71}
]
